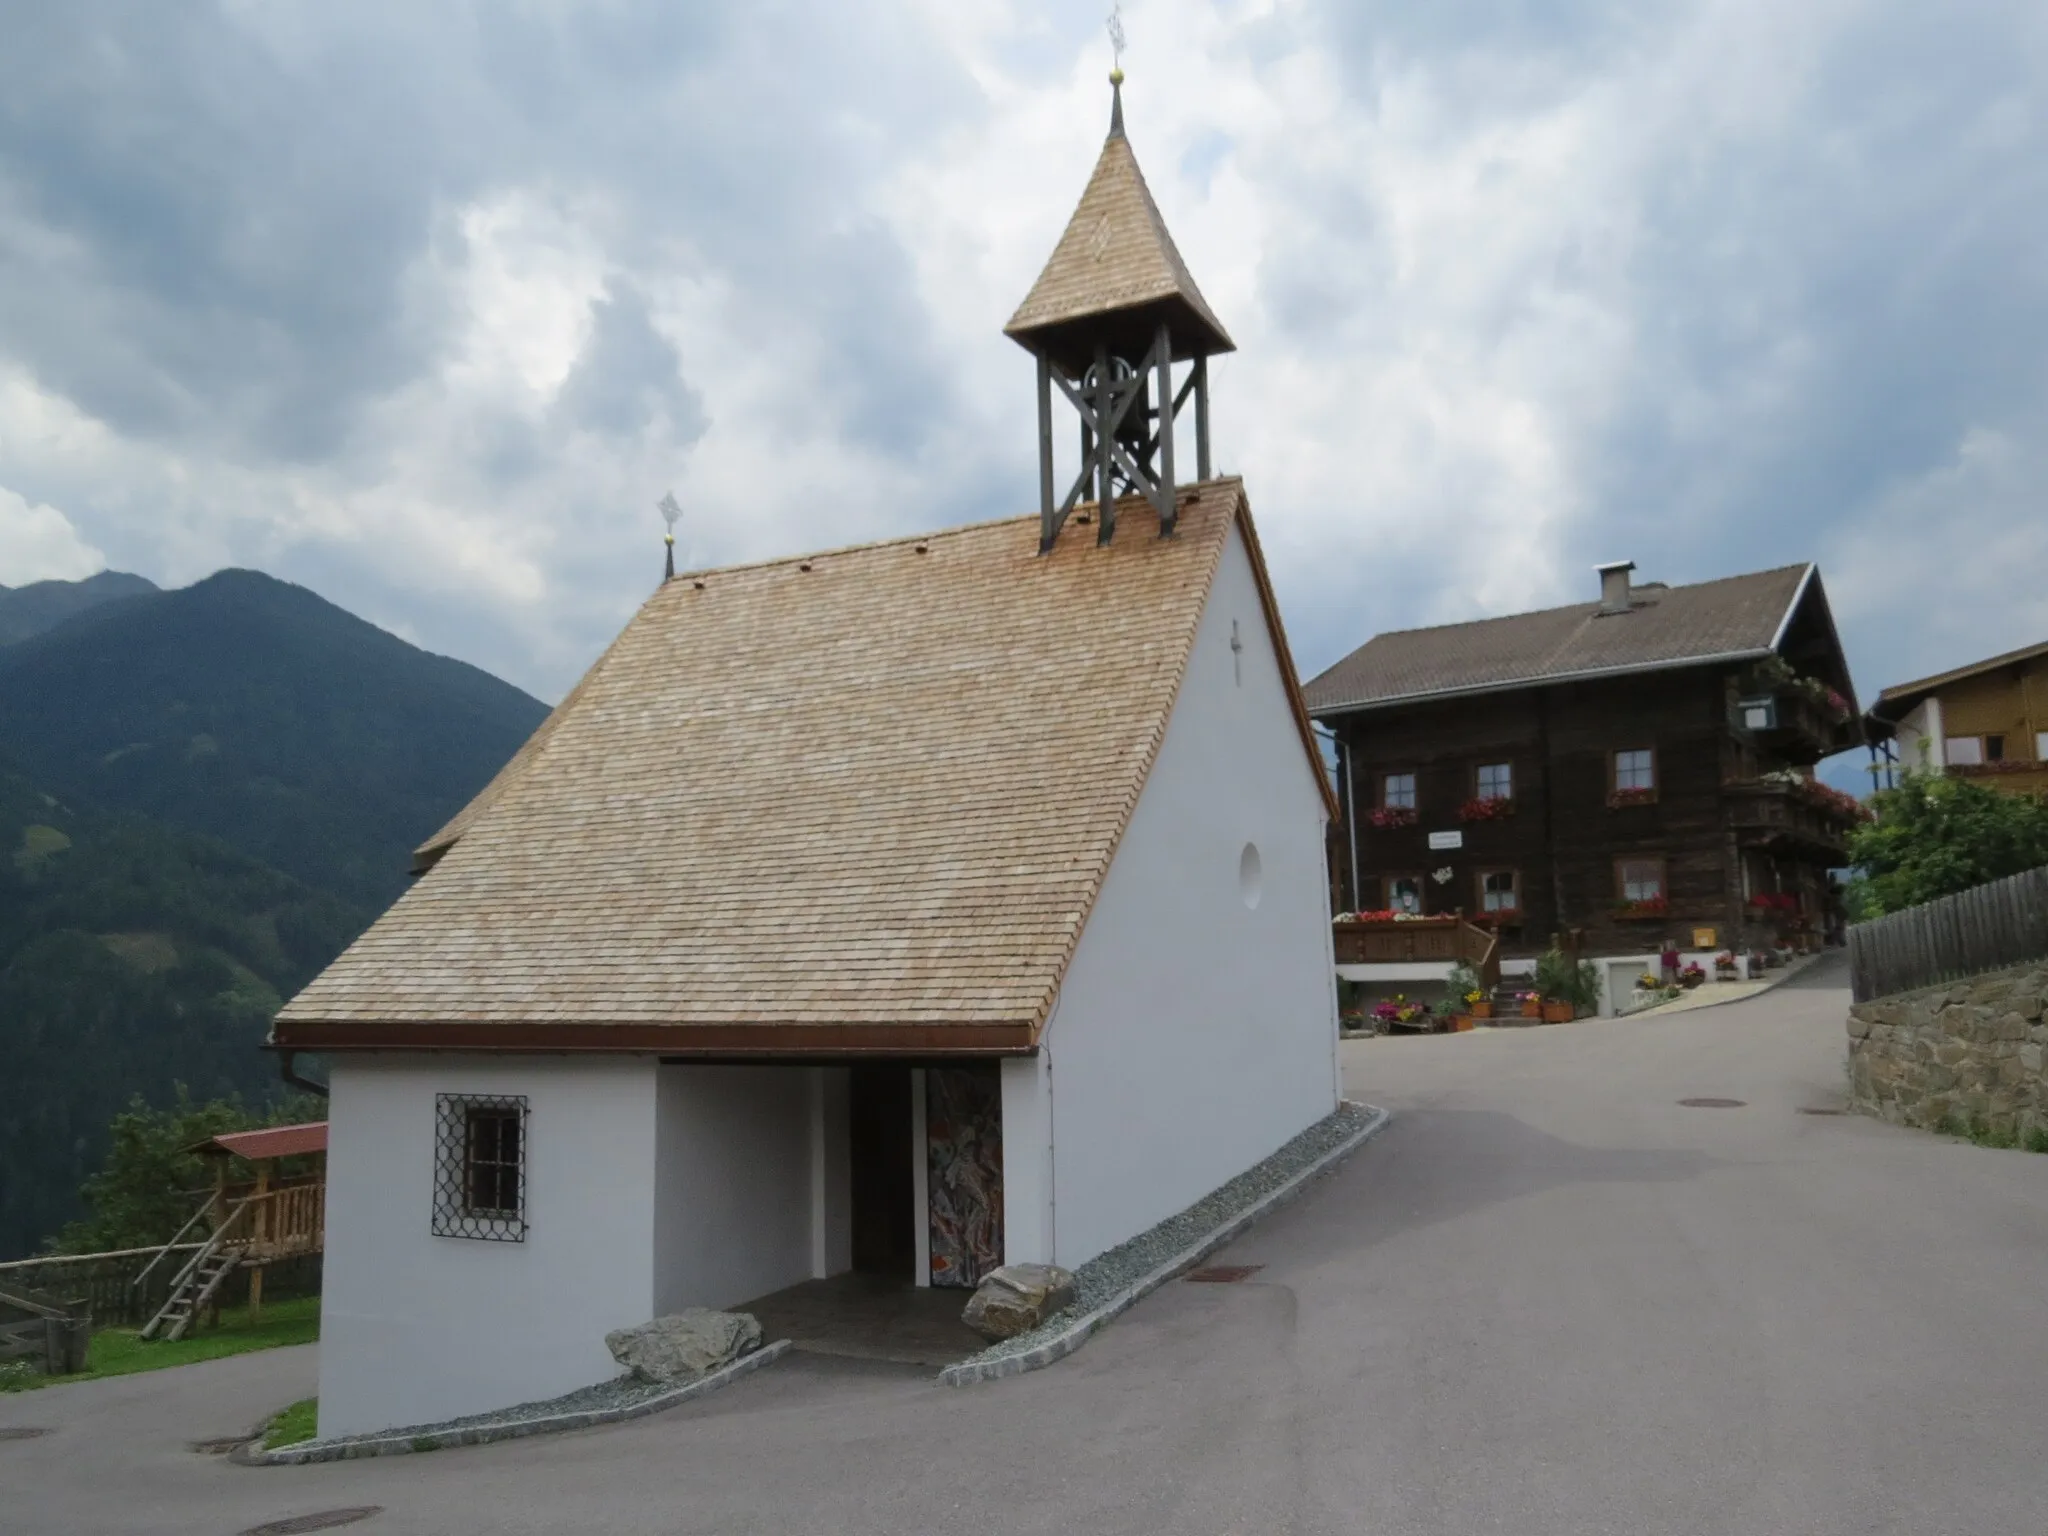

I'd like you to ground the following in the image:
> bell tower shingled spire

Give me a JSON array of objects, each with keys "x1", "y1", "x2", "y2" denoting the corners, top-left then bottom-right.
[{"x1": 1004, "y1": 68, "x2": 1233, "y2": 553}]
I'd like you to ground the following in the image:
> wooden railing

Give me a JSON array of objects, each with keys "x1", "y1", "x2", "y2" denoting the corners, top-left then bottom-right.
[
  {"x1": 236, "y1": 1182, "x2": 325, "y2": 1263},
  {"x1": 1333, "y1": 915, "x2": 1500, "y2": 989},
  {"x1": 1724, "y1": 779, "x2": 1855, "y2": 855}
]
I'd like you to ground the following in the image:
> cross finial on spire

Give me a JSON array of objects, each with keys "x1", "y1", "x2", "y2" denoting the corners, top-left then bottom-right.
[{"x1": 1106, "y1": 6, "x2": 1126, "y2": 138}]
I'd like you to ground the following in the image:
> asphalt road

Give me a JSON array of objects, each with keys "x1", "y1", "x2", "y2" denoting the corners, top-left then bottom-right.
[{"x1": 9, "y1": 953, "x2": 2048, "y2": 1535}]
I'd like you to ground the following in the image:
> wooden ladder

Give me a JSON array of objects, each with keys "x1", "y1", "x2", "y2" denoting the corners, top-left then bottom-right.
[{"x1": 140, "y1": 1198, "x2": 252, "y2": 1342}]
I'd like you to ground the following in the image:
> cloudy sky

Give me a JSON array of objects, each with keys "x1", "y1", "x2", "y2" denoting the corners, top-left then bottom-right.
[{"x1": 2, "y1": 1, "x2": 2044, "y2": 752}]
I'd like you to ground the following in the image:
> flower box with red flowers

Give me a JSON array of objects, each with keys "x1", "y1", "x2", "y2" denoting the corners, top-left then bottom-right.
[
  {"x1": 1746, "y1": 893, "x2": 1800, "y2": 914},
  {"x1": 1457, "y1": 795, "x2": 1515, "y2": 822},
  {"x1": 1606, "y1": 786, "x2": 1657, "y2": 808},
  {"x1": 1613, "y1": 896, "x2": 1669, "y2": 918},
  {"x1": 1368, "y1": 805, "x2": 1419, "y2": 829}
]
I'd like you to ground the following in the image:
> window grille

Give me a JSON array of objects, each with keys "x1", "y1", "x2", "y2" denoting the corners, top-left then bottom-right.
[
  {"x1": 1476, "y1": 762, "x2": 1513, "y2": 801},
  {"x1": 1382, "y1": 772, "x2": 1417, "y2": 810},
  {"x1": 432, "y1": 1094, "x2": 528, "y2": 1242}
]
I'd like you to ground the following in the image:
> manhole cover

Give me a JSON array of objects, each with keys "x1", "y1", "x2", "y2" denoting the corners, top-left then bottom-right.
[
  {"x1": 1798, "y1": 1107, "x2": 1846, "y2": 1116},
  {"x1": 1186, "y1": 1264, "x2": 1264, "y2": 1283},
  {"x1": 0, "y1": 1427, "x2": 52, "y2": 1442},
  {"x1": 1678, "y1": 1098, "x2": 1747, "y2": 1109},
  {"x1": 239, "y1": 1509, "x2": 383, "y2": 1536}
]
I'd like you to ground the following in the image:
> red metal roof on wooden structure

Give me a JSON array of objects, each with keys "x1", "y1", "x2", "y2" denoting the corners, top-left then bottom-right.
[{"x1": 192, "y1": 1121, "x2": 328, "y2": 1161}]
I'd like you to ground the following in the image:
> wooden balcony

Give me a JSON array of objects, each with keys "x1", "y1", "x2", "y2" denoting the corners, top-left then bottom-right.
[
  {"x1": 1731, "y1": 687, "x2": 1850, "y2": 765},
  {"x1": 1723, "y1": 778, "x2": 1858, "y2": 858}
]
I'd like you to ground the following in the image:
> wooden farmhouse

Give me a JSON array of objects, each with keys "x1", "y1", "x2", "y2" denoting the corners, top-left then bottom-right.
[
  {"x1": 1303, "y1": 561, "x2": 1866, "y2": 1004},
  {"x1": 1864, "y1": 638, "x2": 2048, "y2": 799},
  {"x1": 271, "y1": 78, "x2": 1342, "y2": 1440}
]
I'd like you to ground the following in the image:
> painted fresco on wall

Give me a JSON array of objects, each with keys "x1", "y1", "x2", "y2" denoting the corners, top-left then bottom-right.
[{"x1": 926, "y1": 1065, "x2": 1003, "y2": 1288}]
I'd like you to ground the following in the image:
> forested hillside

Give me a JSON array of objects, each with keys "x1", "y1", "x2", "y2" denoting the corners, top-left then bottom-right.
[
  {"x1": 0, "y1": 570, "x2": 551, "y2": 1257},
  {"x1": 0, "y1": 569, "x2": 549, "y2": 908},
  {"x1": 0, "y1": 570, "x2": 156, "y2": 645},
  {"x1": 0, "y1": 761, "x2": 370, "y2": 1256}
]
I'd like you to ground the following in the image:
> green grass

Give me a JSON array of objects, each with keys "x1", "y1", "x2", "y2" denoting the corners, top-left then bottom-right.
[
  {"x1": 0, "y1": 1294, "x2": 319, "y2": 1392},
  {"x1": 264, "y1": 1396, "x2": 319, "y2": 1449},
  {"x1": 1929, "y1": 1114, "x2": 2048, "y2": 1154}
]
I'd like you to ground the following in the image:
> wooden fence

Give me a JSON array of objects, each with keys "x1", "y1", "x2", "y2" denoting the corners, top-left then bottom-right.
[
  {"x1": 1847, "y1": 865, "x2": 2048, "y2": 1003},
  {"x1": 0, "y1": 1246, "x2": 321, "y2": 1330}
]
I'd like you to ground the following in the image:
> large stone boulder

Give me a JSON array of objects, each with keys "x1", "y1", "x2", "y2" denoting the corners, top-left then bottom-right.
[
  {"x1": 605, "y1": 1309, "x2": 763, "y2": 1383},
  {"x1": 961, "y1": 1263, "x2": 1078, "y2": 1342}
]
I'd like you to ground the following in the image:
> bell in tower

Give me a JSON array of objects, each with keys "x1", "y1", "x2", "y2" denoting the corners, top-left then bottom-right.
[{"x1": 1004, "y1": 68, "x2": 1234, "y2": 553}]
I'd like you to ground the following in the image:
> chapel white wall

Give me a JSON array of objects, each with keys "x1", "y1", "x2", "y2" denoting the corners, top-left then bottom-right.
[
  {"x1": 1039, "y1": 520, "x2": 1340, "y2": 1268},
  {"x1": 653, "y1": 1063, "x2": 820, "y2": 1312},
  {"x1": 318, "y1": 1055, "x2": 658, "y2": 1439}
]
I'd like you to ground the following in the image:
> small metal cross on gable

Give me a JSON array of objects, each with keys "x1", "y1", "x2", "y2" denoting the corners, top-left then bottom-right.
[
  {"x1": 1231, "y1": 619, "x2": 1243, "y2": 686},
  {"x1": 1107, "y1": 5, "x2": 1126, "y2": 72}
]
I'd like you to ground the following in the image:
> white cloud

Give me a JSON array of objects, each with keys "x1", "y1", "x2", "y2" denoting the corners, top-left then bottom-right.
[
  {"x1": 0, "y1": 0, "x2": 2041, "y2": 712},
  {"x1": 0, "y1": 485, "x2": 103, "y2": 585}
]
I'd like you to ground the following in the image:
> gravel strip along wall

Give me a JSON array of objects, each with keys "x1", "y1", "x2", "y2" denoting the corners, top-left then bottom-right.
[
  {"x1": 940, "y1": 1100, "x2": 1389, "y2": 1387},
  {"x1": 247, "y1": 1340, "x2": 794, "y2": 1465}
]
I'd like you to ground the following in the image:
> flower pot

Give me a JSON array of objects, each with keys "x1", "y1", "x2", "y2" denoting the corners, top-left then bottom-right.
[
  {"x1": 1449, "y1": 1013, "x2": 1475, "y2": 1032},
  {"x1": 1470, "y1": 1000, "x2": 1494, "y2": 1019},
  {"x1": 1541, "y1": 1001, "x2": 1574, "y2": 1023},
  {"x1": 1520, "y1": 998, "x2": 1543, "y2": 1019}
]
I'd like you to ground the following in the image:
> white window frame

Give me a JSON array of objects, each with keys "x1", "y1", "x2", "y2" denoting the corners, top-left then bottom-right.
[
  {"x1": 1382, "y1": 772, "x2": 1417, "y2": 810},
  {"x1": 1476, "y1": 762, "x2": 1513, "y2": 801}
]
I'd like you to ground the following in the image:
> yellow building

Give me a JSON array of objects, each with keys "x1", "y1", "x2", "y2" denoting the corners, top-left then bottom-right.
[{"x1": 1865, "y1": 640, "x2": 2048, "y2": 798}]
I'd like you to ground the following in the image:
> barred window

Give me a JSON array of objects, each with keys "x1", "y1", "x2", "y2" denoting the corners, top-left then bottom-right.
[{"x1": 432, "y1": 1094, "x2": 528, "y2": 1241}]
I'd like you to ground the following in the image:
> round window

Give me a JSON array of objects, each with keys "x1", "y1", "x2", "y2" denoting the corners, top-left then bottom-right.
[{"x1": 1239, "y1": 842, "x2": 1263, "y2": 909}]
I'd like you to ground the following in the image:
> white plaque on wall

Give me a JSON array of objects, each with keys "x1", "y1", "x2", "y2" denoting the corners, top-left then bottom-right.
[{"x1": 1427, "y1": 830, "x2": 1464, "y2": 851}]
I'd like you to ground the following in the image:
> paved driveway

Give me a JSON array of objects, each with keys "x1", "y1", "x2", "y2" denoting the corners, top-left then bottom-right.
[{"x1": 10, "y1": 955, "x2": 2048, "y2": 1535}]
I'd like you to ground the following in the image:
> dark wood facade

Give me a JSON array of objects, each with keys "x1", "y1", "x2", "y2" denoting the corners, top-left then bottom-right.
[{"x1": 1322, "y1": 656, "x2": 1864, "y2": 959}]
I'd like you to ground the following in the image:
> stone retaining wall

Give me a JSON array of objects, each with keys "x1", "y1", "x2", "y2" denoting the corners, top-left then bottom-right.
[{"x1": 1847, "y1": 961, "x2": 2048, "y2": 1135}]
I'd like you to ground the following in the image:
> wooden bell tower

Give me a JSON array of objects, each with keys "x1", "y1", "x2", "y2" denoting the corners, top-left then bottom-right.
[{"x1": 1004, "y1": 71, "x2": 1235, "y2": 553}]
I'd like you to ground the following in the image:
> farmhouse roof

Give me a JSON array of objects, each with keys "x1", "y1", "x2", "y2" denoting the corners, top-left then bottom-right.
[
  {"x1": 1002, "y1": 89, "x2": 1233, "y2": 374},
  {"x1": 1303, "y1": 564, "x2": 1816, "y2": 715},
  {"x1": 1866, "y1": 637, "x2": 2048, "y2": 727},
  {"x1": 273, "y1": 480, "x2": 1330, "y2": 1057}
]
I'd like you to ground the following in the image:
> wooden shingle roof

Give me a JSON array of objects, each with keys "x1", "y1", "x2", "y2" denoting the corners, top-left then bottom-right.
[
  {"x1": 1303, "y1": 565, "x2": 1815, "y2": 715},
  {"x1": 273, "y1": 481, "x2": 1328, "y2": 1057},
  {"x1": 1003, "y1": 103, "x2": 1233, "y2": 375}
]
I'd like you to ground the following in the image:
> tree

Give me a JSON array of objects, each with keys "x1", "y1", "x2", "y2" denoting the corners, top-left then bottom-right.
[
  {"x1": 50, "y1": 1087, "x2": 322, "y2": 1255},
  {"x1": 1846, "y1": 771, "x2": 2048, "y2": 918}
]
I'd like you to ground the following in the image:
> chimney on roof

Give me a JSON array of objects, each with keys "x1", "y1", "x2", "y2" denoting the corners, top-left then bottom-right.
[{"x1": 1596, "y1": 560, "x2": 1636, "y2": 615}]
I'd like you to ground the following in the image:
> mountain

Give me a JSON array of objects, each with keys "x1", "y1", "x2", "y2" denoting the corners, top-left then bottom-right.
[
  {"x1": 0, "y1": 570, "x2": 157, "y2": 645},
  {"x1": 0, "y1": 758, "x2": 371, "y2": 1258},
  {"x1": 0, "y1": 569, "x2": 550, "y2": 908}
]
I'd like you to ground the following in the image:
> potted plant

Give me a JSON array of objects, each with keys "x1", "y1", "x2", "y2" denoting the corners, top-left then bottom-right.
[
  {"x1": 1532, "y1": 946, "x2": 1585, "y2": 1022},
  {"x1": 1517, "y1": 989, "x2": 1543, "y2": 1019},
  {"x1": 1714, "y1": 950, "x2": 1738, "y2": 979},
  {"x1": 1679, "y1": 961, "x2": 1707, "y2": 989},
  {"x1": 1444, "y1": 962, "x2": 1490, "y2": 1019}
]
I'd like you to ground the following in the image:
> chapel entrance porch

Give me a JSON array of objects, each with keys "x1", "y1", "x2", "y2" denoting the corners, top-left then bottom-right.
[{"x1": 725, "y1": 1060, "x2": 1005, "y2": 1368}]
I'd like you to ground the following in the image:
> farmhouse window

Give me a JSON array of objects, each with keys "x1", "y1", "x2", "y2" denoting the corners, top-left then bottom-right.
[
  {"x1": 1478, "y1": 868, "x2": 1520, "y2": 915},
  {"x1": 1613, "y1": 749, "x2": 1656, "y2": 793},
  {"x1": 1617, "y1": 858, "x2": 1666, "y2": 904},
  {"x1": 1945, "y1": 736, "x2": 1983, "y2": 766},
  {"x1": 432, "y1": 1094, "x2": 528, "y2": 1242},
  {"x1": 1476, "y1": 762, "x2": 1513, "y2": 801},
  {"x1": 1985, "y1": 734, "x2": 2006, "y2": 762},
  {"x1": 1382, "y1": 772, "x2": 1417, "y2": 810},
  {"x1": 2037, "y1": 731, "x2": 2048, "y2": 761},
  {"x1": 1385, "y1": 875, "x2": 1423, "y2": 914}
]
